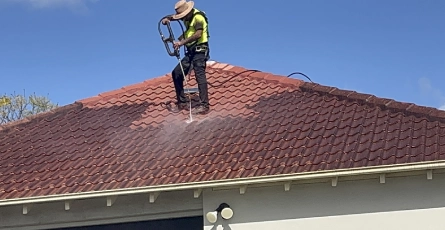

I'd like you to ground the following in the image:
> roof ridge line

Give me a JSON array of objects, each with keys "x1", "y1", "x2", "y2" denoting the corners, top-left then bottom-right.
[
  {"x1": 75, "y1": 61, "x2": 228, "y2": 105},
  {"x1": 301, "y1": 82, "x2": 445, "y2": 122},
  {"x1": 76, "y1": 60, "x2": 305, "y2": 106},
  {"x1": 76, "y1": 75, "x2": 172, "y2": 105},
  {"x1": 206, "y1": 60, "x2": 305, "y2": 87},
  {"x1": 0, "y1": 103, "x2": 82, "y2": 132}
]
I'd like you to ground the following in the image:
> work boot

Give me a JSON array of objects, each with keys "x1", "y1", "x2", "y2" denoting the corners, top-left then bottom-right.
[
  {"x1": 167, "y1": 102, "x2": 189, "y2": 113},
  {"x1": 191, "y1": 104, "x2": 210, "y2": 115}
]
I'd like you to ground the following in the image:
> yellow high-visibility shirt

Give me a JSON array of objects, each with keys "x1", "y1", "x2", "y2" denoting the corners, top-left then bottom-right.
[{"x1": 183, "y1": 9, "x2": 209, "y2": 47}]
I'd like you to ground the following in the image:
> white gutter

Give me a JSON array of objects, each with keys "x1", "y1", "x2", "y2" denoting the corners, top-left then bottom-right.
[{"x1": 1, "y1": 160, "x2": 444, "y2": 207}]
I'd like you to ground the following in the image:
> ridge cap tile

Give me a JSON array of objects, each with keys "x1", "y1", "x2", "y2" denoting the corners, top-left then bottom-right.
[
  {"x1": 121, "y1": 82, "x2": 146, "y2": 91},
  {"x1": 76, "y1": 95, "x2": 102, "y2": 104},
  {"x1": 212, "y1": 63, "x2": 229, "y2": 69},
  {"x1": 98, "y1": 88, "x2": 127, "y2": 98}
]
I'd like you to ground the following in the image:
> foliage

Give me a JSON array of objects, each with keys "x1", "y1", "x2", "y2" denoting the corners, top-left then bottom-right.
[{"x1": 0, "y1": 90, "x2": 58, "y2": 125}]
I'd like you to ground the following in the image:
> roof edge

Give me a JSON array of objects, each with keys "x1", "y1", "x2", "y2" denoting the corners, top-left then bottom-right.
[
  {"x1": 1, "y1": 160, "x2": 444, "y2": 207},
  {"x1": 75, "y1": 76, "x2": 172, "y2": 105},
  {"x1": 0, "y1": 102, "x2": 83, "y2": 132},
  {"x1": 300, "y1": 82, "x2": 445, "y2": 122}
]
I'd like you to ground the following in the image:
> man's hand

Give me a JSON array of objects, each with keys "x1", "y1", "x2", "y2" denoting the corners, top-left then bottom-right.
[
  {"x1": 161, "y1": 17, "x2": 171, "y2": 25},
  {"x1": 173, "y1": 41, "x2": 183, "y2": 50}
]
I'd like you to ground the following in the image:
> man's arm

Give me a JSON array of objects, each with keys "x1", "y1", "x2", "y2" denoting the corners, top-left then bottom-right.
[
  {"x1": 161, "y1": 15, "x2": 177, "y2": 25},
  {"x1": 161, "y1": 15, "x2": 184, "y2": 40}
]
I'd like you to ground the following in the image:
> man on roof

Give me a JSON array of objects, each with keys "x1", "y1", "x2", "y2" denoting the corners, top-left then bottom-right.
[{"x1": 162, "y1": 0, "x2": 210, "y2": 115}]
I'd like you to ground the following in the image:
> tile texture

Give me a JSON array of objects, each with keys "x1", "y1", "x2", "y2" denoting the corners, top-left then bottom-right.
[{"x1": 1, "y1": 61, "x2": 445, "y2": 200}]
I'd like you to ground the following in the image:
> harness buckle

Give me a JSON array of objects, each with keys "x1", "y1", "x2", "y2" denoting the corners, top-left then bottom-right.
[{"x1": 195, "y1": 45, "x2": 208, "y2": 53}]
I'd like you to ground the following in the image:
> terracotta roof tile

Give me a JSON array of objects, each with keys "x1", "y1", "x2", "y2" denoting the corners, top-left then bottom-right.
[{"x1": 1, "y1": 61, "x2": 445, "y2": 200}]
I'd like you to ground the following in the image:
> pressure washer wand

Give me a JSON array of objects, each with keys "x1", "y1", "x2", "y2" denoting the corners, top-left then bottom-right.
[
  {"x1": 158, "y1": 16, "x2": 193, "y2": 122},
  {"x1": 158, "y1": 17, "x2": 180, "y2": 58}
]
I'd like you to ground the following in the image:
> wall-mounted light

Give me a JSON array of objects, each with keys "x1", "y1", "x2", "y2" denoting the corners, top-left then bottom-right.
[{"x1": 206, "y1": 203, "x2": 234, "y2": 224}]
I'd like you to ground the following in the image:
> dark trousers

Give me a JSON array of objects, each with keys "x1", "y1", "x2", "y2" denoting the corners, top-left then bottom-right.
[{"x1": 171, "y1": 45, "x2": 210, "y2": 107}]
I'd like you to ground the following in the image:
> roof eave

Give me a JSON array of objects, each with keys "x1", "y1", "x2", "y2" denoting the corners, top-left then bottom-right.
[{"x1": 1, "y1": 160, "x2": 444, "y2": 207}]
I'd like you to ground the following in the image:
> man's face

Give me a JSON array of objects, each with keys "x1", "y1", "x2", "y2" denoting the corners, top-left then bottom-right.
[{"x1": 183, "y1": 11, "x2": 193, "y2": 21}]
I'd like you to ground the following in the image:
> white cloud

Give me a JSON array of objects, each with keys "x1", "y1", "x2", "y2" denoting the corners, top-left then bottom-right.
[
  {"x1": 418, "y1": 77, "x2": 445, "y2": 110},
  {"x1": 2, "y1": 0, "x2": 99, "y2": 12}
]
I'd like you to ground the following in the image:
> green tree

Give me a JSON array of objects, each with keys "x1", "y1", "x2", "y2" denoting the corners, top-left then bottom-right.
[{"x1": 0, "y1": 91, "x2": 58, "y2": 125}]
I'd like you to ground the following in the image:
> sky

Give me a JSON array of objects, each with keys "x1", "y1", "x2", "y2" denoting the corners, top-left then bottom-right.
[{"x1": 0, "y1": 0, "x2": 444, "y2": 110}]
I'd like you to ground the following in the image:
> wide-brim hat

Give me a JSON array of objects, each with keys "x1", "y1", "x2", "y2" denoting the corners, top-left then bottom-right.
[{"x1": 172, "y1": 0, "x2": 194, "y2": 20}]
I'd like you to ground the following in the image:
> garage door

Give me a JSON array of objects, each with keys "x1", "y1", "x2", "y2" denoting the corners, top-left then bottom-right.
[{"x1": 56, "y1": 216, "x2": 203, "y2": 230}]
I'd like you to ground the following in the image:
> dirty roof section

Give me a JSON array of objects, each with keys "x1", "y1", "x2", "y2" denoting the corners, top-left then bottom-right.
[{"x1": 1, "y1": 61, "x2": 445, "y2": 200}]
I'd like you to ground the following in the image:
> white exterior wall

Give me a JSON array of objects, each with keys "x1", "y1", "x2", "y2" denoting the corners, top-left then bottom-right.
[
  {"x1": 0, "y1": 190, "x2": 202, "y2": 230},
  {"x1": 203, "y1": 173, "x2": 445, "y2": 230},
  {"x1": 3, "y1": 171, "x2": 445, "y2": 230}
]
